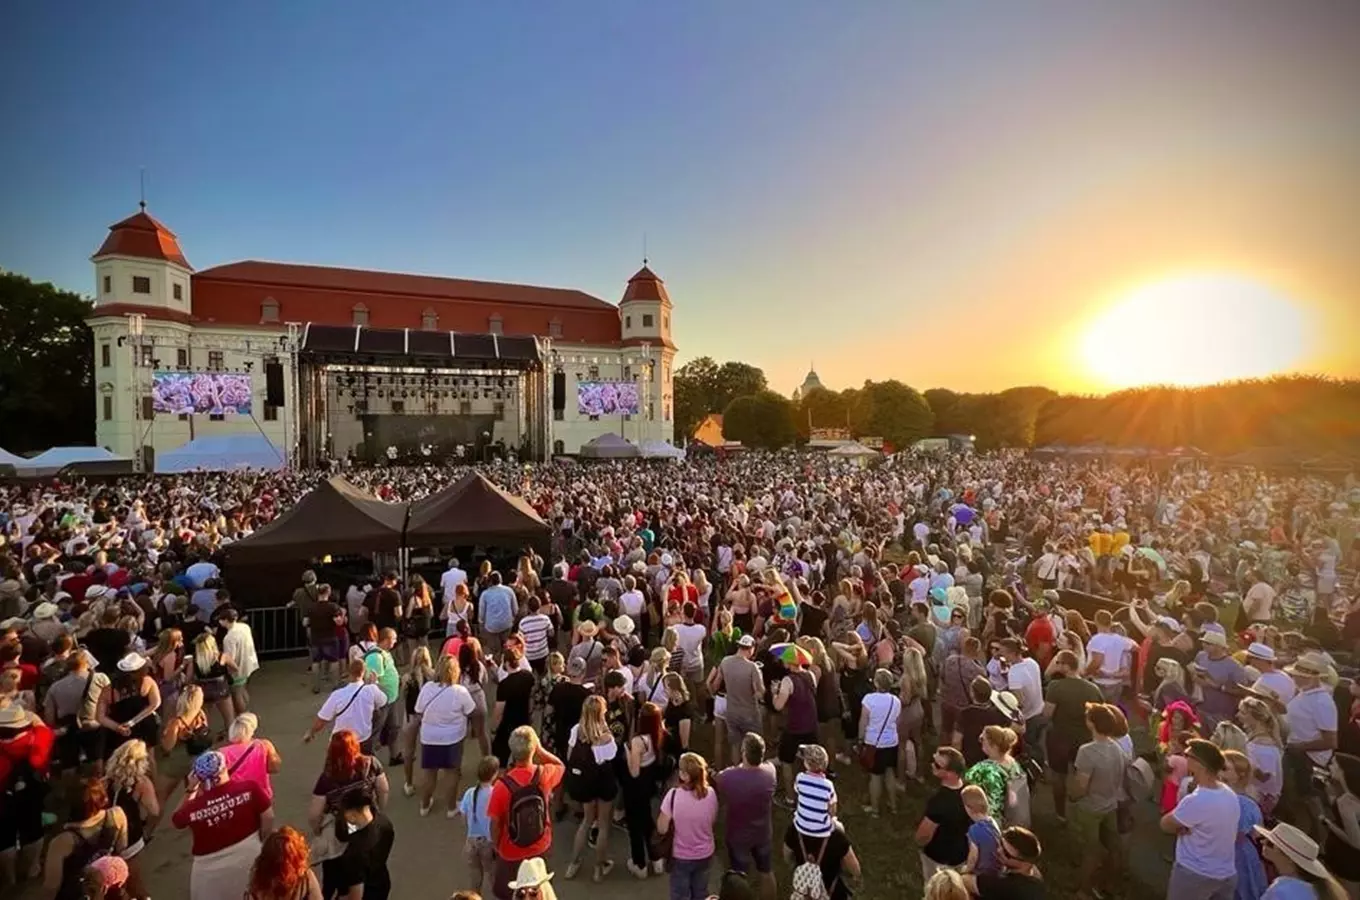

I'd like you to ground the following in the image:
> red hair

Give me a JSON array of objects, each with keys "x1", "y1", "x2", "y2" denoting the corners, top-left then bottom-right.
[
  {"x1": 249, "y1": 826, "x2": 309, "y2": 899},
  {"x1": 637, "y1": 702, "x2": 666, "y2": 755},
  {"x1": 324, "y1": 730, "x2": 362, "y2": 783}
]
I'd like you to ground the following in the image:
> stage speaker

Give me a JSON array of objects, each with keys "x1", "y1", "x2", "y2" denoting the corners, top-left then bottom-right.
[
  {"x1": 265, "y1": 362, "x2": 285, "y2": 406},
  {"x1": 552, "y1": 371, "x2": 566, "y2": 412}
]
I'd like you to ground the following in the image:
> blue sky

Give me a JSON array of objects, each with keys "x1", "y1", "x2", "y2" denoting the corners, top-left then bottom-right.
[{"x1": 3, "y1": 2, "x2": 1359, "y2": 394}]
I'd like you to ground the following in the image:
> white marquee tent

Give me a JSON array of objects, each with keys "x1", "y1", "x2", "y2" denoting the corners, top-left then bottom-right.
[
  {"x1": 578, "y1": 433, "x2": 641, "y2": 459},
  {"x1": 15, "y1": 446, "x2": 130, "y2": 475},
  {"x1": 638, "y1": 439, "x2": 685, "y2": 460}
]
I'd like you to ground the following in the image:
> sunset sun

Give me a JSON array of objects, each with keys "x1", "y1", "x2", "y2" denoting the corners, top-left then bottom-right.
[{"x1": 1079, "y1": 274, "x2": 1317, "y2": 389}]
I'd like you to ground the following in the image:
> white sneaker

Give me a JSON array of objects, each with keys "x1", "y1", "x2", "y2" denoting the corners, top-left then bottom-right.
[
  {"x1": 403, "y1": 782, "x2": 415, "y2": 798},
  {"x1": 419, "y1": 802, "x2": 433, "y2": 817},
  {"x1": 651, "y1": 860, "x2": 665, "y2": 875},
  {"x1": 626, "y1": 861, "x2": 648, "y2": 879},
  {"x1": 446, "y1": 809, "x2": 458, "y2": 820},
  {"x1": 565, "y1": 861, "x2": 582, "y2": 880}
]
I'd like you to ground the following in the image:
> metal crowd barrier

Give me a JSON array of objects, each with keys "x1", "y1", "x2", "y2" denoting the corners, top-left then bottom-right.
[{"x1": 241, "y1": 606, "x2": 310, "y2": 659}]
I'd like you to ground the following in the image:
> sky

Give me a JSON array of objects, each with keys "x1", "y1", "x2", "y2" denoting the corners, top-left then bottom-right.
[{"x1": 3, "y1": 2, "x2": 1359, "y2": 397}]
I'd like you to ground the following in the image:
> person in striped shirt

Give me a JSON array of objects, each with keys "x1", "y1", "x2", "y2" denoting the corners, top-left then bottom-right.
[
  {"x1": 791, "y1": 744, "x2": 837, "y2": 840},
  {"x1": 517, "y1": 595, "x2": 555, "y2": 675}
]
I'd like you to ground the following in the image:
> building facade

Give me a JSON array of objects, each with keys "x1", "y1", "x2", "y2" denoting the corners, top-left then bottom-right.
[{"x1": 87, "y1": 207, "x2": 676, "y2": 466}]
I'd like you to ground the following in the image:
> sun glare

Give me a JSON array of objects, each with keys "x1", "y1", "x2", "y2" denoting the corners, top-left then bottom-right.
[{"x1": 1079, "y1": 274, "x2": 1316, "y2": 390}]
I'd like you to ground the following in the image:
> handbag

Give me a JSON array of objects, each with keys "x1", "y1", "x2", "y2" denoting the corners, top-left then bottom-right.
[
  {"x1": 858, "y1": 696, "x2": 895, "y2": 771},
  {"x1": 308, "y1": 814, "x2": 346, "y2": 865},
  {"x1": 648, "y1": 788, "x2": 677, "y2": 866}
]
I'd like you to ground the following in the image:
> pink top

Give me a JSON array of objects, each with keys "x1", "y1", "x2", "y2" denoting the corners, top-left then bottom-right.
[
  {"x1": 219, "y1": 739, "x2": 273, "y2": 801},
  {"x1": 664, "y1": 786, "x2": 718, "y2": 861}
]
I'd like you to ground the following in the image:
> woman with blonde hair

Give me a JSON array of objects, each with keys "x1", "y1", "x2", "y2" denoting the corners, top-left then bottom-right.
[
  {"x1": 401, "y1": 573, "x2": 434, "y2": 665},
  {"x1": 1211, "y1": 720, "x2": 1249, "y2": 755},
  {"x1": 150, "y1": 628, "x2": 188, "y2": 716},
  {"x1": 898, "y1": 646, "x2": 929, "y2": 782},
  {"x1": 726, "y1": 573, "x2": 756, "y2": 635},
  {"x1": 924, "y1": 868, "x2": 970, "y2": 900},
  {"x1": 415, "y1": 652, "x2": 477, "y2": 817},
  {"x1": 155, "y1": 684, "x2": 211, "y2": 808},
  {"x1": 106, "y1": 739, "x2": 158, "y2": 897},
  {"x1": 637, "y1": 647, "x2": 671, "y2": 707},
  {"x1": 565, "y1": 695, "x2": 619, "y2": 881},
  {"x1": 656, "y1": 752, "x2": 717, "y2": 900},
  {"x1": 662, "y1": 671, "x2": 695, "y2": 762},
  {"x1": 964, "y1": 725, "x2": 1025, "y2": 823},
  {"x1": 218, "y1": 712, "x2": 282, "y2": 801},
  {"x1": 1153, "y1": 657, "x2": 1191, "y2": 712},
  {"x1": 1237, "y1": 696, "x2": 1284, "y2": 817},
  {"x1": 189, "y1": 632, "x2": 236, "y2": 740},
  {"x1": 798, "y1": 636, "x2": 844, "y2": 763},
  {"x1": 396, "y1": 645, "x2": 435, "y2": 794}
]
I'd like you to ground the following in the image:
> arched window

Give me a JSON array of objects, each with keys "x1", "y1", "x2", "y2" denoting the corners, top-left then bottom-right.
[
  {"x1": 549, "y1": 318, "x2": 563, "y2": 338},
  {"x1": 422, "y1": 308, "x2": 439, "y2": 331},
  {"x1": 261, "y1": 297, "x2": 280, "y2": 323},
  {"x1": 353, "y1": 303, "x2": 369, "y2": 326}
]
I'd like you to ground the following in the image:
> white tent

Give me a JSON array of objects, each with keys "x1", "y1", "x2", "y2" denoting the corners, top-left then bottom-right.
[
  {"x1": 578, "y1": 433, "x2": 641, "y2": 459},
  {"x1": 638, "y1": 439, "x2": 685, "y2": 460},
  {"x1": 828, "y1": 442, "x2": 880, "y2": 459},
  {"x1": 156, "y1": 434, "x2": 286, "y2": 473},
  {"x1": 19, "y1": 446, "x2": 129, "y2": 474}
]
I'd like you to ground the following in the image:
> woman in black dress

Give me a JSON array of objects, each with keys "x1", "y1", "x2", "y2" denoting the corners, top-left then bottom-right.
[
  {"x1": 97, "y1": 655, "x2": 161, "y2": 771},
  {"x1": 489, "y1": 645, "x2": 535, "y2": 766}
]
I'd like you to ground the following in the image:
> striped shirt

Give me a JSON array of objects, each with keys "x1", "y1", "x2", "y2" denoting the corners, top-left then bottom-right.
[
  {"x1": 793, "y1": 772, "x2": 836, "y2": 837},
  {"x1": 518, "y1": 614, "x2": 555, "y2": 661}
]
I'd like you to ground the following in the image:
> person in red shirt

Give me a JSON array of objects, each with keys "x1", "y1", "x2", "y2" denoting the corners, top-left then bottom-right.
[
  {"x1": 487, "y1": 725, "x2": 564, "y2": 900},
  {"x1": 1024, "y1": 595, "x2": 1058, "y2": 669},
  {"x1": 172, "y1": 750, "x2": 274, "y2": 898},
  {"x1": 0, "y1": 705, "x2": 55, "y2": 878}
]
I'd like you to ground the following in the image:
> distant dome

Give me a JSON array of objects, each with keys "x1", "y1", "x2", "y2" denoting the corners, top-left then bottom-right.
[{"x1": 799, "y1": 367, "x2": 824, "y2": 394}]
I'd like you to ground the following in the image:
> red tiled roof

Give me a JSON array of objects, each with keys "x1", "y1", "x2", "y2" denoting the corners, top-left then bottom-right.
[
  {"x1": 85, "y1": 302, "x2": 195, "y2": 325},
  {"x1": 621, "y1": 335, "x2": 677, "y2": 351},
  {"x1": 622, "y1": 265, "x2": 670, "y2": 304},
  {"x1": 195, "y1": 261, "x2": 616, "y2": 312},
  {"x1": 92, "y1": 210, "x2": 191, "y2": 269}
]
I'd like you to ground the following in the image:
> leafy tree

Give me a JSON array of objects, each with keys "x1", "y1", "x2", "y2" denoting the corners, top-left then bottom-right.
[
  {"x1": 712, "y1": 362, "x2": 768, "y2": 410},
  {"x1": 798, "y1": 386, "x2": 853, "y2": 438},
  {"x1": 673, "y1": 357, "x2": 769, "y2": 441},
  {"x1": 0, "y1": 271, "x2": 94, "y2": 452},
  {"x1": 848, "y1": 380, "x2": 934, "y2": 450},
  {"x1": 722, "y1": 390, "x2": 797, "y2": 449}
]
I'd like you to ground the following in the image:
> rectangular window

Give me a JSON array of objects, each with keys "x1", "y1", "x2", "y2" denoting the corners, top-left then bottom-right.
[
  {"x1": 354, "y1": 400, "x2": 369, "y2": 415},
  {"x1": 549, "y1": 320, "x2": 563, "y2": 338},
  {"x1": 100, "y1": 343, "x2": 111, "y2": 368},
  {"x1": 209, "y1": 413, "x2": 225, "y2": 422},
  {"x1": 139, "y1": 345, "x2": 153, "y2": 367},
  {"x1": 588, "y1": 414, "x2": 600, "y2": 422},
  {"x1": 488, "y1": 317, "x2": 503, "y2": 336},
  {"x1": 459, "y1": 401, "x2": 472, "y2": 415},
  {"x1": 625, "y1": 315, "x2": 631, "y2": 329},
  {"x1": 553, "y1": 408, "x2": 564, "y2": 422},
  {"x1": 172, "y1": 283, "x2": 183, "y2": 301},
  {"x1": 493, "y1": 402, "x2": 505, "y2": 420},
  {"x1": 140, "y1": 396, "x2": 154, "y2": 420},
  {"x1": 262, "y1": 301, "x2": 280, "y2": 323},
  {"x1": 177, "y1": 348, "x2": 188, "y2": 368},
  {"x1": 391, "y1": 400, "x2": 405, "y2": 414},
  {"x1": 208, "y1": 351, "x2": 224, "y2": 370},
  {"x1": 102, "y1": 396, "x2": 113, "y2": 420},
  {"x1": 132, "y1": 276, "x2": 151, "y2": 294},
  {"x1": 263, "y1": 404, "x2": 278, "y2": 421},
  {"x1": 642, "y1": 314, "x2": 654, "y2": 327},
  {"x1": 178, "y1": 413, "x2": 189, "y2": 422},
  {"x1": 102, "y1": 275, "x2": 111, "y2": 294}
]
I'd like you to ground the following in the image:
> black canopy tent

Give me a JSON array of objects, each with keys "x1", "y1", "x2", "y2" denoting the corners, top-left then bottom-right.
[
  {"x1": 406, "y1": 471, "x2": 551, "y2": 550},
  {"x1": 224, "y1": 476, "x2": 409, "y2": 564}
]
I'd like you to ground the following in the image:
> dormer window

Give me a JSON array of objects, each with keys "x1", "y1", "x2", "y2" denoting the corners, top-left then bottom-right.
[
  {"x1": 625, "y1": 315, "x2": 632, "y2": 329},
  {"x1": 642, "y1": 314, "x2": 654, "y2": 328},
  {"x1": 488, "y1": 315, "x2": 503, "y2": 336},
  {"x1": 549, "y1": 318, "x2": 563, "y2": 338},
  {"x1": 102, "y1": 275, "x2": 111, "y2": 294},
  {"x1": 173, "y1": 283, "x2": 183, "y2": 301},
  {"x1": 353, "y1": 303, "x2": 370, "y2": 326},
  {"x1": 422, "y1": 308, "x2": 439, "y2": 331},
  {"x1": 132, "y1": 276, "x2": 151, "y2": 294},
  {"x1": 261, "y1": 297, "x2": 280, "y2": 323}
]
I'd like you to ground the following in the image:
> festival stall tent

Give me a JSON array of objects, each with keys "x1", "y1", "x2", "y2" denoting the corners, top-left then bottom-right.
[
  {"x1": 224, "y1": 476, "x2": 409, "y2": 564},
  {"x1": 638, "y1": 439, "x2": 685, "y2": 460},
  {"x1": 578, "y1": 433, "x2": 641, "y2": 459},
  {"x1": 405, "y1": 471, "x2": 552, "y2": 549},
  {"x1": 155, "y1": 434, "x2": 286, "y2": 473},
  {"x1": 16, "y1": 446, "x2": 130, "y2": 475},
  {"x1": 828, "y1": 443, "x2": 880, "y2": 459}
]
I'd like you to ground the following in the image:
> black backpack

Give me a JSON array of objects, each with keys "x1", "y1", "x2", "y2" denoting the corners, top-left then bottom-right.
[
  {"x1": 565, "y1": 737, "x2": 601, "y2": 802},
  {"x1": 500, "y1": 767, "x2": 547, "y2": 848}
]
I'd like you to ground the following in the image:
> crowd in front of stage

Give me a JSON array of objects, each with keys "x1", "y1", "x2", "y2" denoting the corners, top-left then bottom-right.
[{"x1": 2, "y1": 451, "x2": 1360, "y2": 900}]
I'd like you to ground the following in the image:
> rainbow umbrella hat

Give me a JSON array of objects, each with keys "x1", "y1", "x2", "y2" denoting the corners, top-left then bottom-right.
[{"x1": 769, "y1": 642, "x2": 814, "y2": 667}]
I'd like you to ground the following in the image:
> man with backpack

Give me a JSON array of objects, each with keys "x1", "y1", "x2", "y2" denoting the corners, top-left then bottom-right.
[{"x1": 488, "y1": 725, "x2": 565, "y2": 900}]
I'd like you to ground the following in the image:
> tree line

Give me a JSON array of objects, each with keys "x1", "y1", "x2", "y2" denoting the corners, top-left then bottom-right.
[{"x1": 676, "y1": 355, "x2": 1360, "y2": 455}]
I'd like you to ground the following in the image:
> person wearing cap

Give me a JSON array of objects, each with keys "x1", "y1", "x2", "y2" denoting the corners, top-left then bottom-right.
[
  {"x1": 1245, "y1": 643, "x2": 1296, "y2": 712},
  {"x1": 1282, "y1": 651, "x2": 1338, "y2": 816},
  {"x1": 0, "y1": 702, "x2": 54, "y2": 883},
  {"x1": 708, "y1": 633, "x2": 763, "y2": 766},
  {"x1": 1160, "y1": 739, "x2": 1241, "y2": 899},
  {"x1": 1192, "y1": 629, "x2": 1250, "y2": 731},
  {"x1": 171, "y1": 749, "x2": 274, "y2": 899}
]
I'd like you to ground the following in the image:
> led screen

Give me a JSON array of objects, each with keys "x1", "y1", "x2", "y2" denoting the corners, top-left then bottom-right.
[
  {"x1": 151, "y1": 371, "x2": 253, "y2": 416},
  {"x1": 576, "y1": 380, "x2": 640, "y2": 416}
]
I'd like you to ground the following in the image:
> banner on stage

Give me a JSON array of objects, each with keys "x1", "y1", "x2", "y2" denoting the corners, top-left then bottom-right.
[
  {"x1": 151, "y1": 371, "x2": 253, "y2": 416},
  {"x1": 577, "y1": 380, "x2": 640, "y2": 416}
]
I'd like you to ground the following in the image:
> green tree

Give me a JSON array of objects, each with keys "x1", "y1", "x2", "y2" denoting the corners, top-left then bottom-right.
[
  {"x1": 722, "y1": 390, "x2": 797, "y2": 449},
  {"x1": 0, "y1": 271, "x2": 94, "y2": 452},
  {"x1": 711, "y1": 362, "x2": 768, "y2": 410},
  {"x1": 673, "y1": 356, "x2": 719, "y2": 440},
  {"x1": 848, "y1": 379, "x2": 934, "y2": 450},
  {"x1": 798, "y1": 386, "x2": 853, "y2": 438}
]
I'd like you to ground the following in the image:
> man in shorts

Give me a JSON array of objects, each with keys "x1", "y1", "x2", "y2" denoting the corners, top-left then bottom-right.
[{"x1": 716, "y1": 733, "x2": 778, "y2": 900}]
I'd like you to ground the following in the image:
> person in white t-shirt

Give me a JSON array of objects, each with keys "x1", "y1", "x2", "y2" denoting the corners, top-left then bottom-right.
[
  {"x1": 618, "y1": 577, "x2": 646, "y2": 625},
  {"x1": 439, "y1": 559, "x2": 468, "y2": 606},
  {"x1": 1241, "y1": 574, "x2": 1276, "y2": 625},
  {"x1": 667, "y1": 602, "x2": 707, "y2": 694},
  {"x1": 1084, "y1": 610, "x2": 1137, "y2": 704},
  {"x1": 1160, "y1": 739, "x2": 1240, "y2": 898},
  {"x1": 998, "y1": 638, "x2": 1047, "y2": 767},
  {"x1": 859, "y1": 668, "x2": 903, "y2": 816},
  {"x1": 305, "y1": 659, "x2": 389, "y2": 752},
  {"x1": 1244, "y1": 643, "x2": 1295, "y2": 712},
  {"x1": 414, "y1": 654, "x2": 477, "y2": 817}
]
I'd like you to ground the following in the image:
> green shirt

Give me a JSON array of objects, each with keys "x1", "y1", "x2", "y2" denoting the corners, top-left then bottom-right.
[{"x1": 360, "y1": 644, "x2": 399, "y2": 703}]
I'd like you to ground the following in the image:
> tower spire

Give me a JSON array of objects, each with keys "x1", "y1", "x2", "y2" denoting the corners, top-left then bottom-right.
[
  {"x1": 642, "y1": 231, "x2": 648, "y2": 266},
  {"x1": 139, "y1": 167, "x2": 146, "y2": 211}
]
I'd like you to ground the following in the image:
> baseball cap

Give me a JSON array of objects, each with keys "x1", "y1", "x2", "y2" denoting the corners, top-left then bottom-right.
[{"x1": 737, "y1": 634, "x2": 756, "y2": 648}]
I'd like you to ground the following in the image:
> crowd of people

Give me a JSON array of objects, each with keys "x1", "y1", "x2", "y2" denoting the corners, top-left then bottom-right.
[{"x1": 2, "y1": 450, "x2": 1360, "y2": 900}]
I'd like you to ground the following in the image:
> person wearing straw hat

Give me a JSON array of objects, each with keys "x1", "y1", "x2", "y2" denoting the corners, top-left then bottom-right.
[
  {"x1": 0, "y1": 703, "x2": 54, "y2": 885},
  {"x1": 1253, "y1": 822, "x2": 1348, "y2": 900},
  {"x1": 1281, "y1": 651, "x2": 1338, "y2": 821},
  {"x1": 1245, "y1": 642, "x2": 1296, "y2": 712},
  {"x1": 1160, "y1": 739, "x2": 1240, "y2": 900},
  {"x1": 1192, "y1": 629, "x2": 1250, "y2": 731},
  {"x1": 506, "y1": 857, "x2": 558, "y2": 900}
]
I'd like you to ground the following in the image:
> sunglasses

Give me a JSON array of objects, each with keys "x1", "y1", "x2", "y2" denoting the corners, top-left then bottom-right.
[{"x1": 513, "y1": 889, "x2": 541, "y2": 900}]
